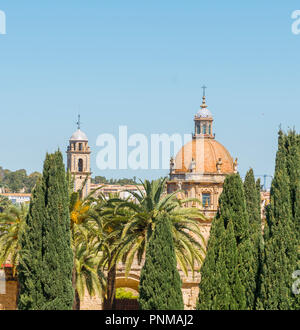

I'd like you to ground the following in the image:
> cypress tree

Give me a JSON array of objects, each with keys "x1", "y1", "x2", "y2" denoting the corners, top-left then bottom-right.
[
  {"x1": 18, "y1": 179, "x2": 45, "y2": 309},
  {"x1": 257, "y1": 130, "x2": 298, "y2": 310},
  {"x1": 285, "y1": 130, "x2": 300, "y2": 239},
  {"x1": 198, "y1": 219, "x2": 245, "y2": 310},
  {"x1": 139, "y1": 214, "x2": 184, "y2": 310},
  {"x1": 244, "y1": 169, "x2": 261, "y2": 227},
  {"x1": 256, "y1": 178, "x2": 261, "y2": 199},
  {"x1": 18, "y1": 151, "x2": 74, "y2": 310},
  {"x1": 198, "y1": 173, "x2": 254, "y2": 309},
  {"x1": 243, "y1": 169, "x2": 263, "y2": 307},
  {"x1": 197, "y1": 214, "x2": 225, "y2": 310}
]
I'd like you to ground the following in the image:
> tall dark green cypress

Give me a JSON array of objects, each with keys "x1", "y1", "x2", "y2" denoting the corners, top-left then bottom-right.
[
  {"x1": 18, "y1": 151, "x2": 74, "y2": 310},
  {"x1": 256, "y1": 178, "x2": 261, "y2": 200},
  {"x1": 139, "y1": 214, "x2": 184, "y2": 310},
  {"x1": 257, "y1": 131, "x2": 298, "y2": 310},
  {"x1": 18, "y1": 179, "x2": 45, "y2": 309},
  {"x1": 243, "y1": 169, "x2": 263, "y2": 307},
  {"x1": 283, "y1": 131, "x2": 300, "y2": 309},
  {"x1": 198, "y1": 173, "x2": 254, "y2": 309},
  {"x1": 244, "y1": 169, "x2": 261, "y2": 227},
  {"x1": 285, "y1": 130, "x2": 300, "y2": 240}
]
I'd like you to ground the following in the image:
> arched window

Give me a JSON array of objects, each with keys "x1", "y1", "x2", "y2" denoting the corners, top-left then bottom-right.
[
  {"x1": 197, "y1": 124, "x2": 200, "y2": 134},
  {"x1": 78, "y1": 159, "x2": 83, "y2": 172},
  {"x1": 209, "y1": 124, "x2": 211, "y2": 135},
  {"x1": 203, "y1": 124, "x2": 207, "y2": 134},
  {"x1": 79, "y1": 143, "x2": 82, "y2": 151},
  {"x1": 202, "y1": 193, "x2": 211, "y2": 207}
]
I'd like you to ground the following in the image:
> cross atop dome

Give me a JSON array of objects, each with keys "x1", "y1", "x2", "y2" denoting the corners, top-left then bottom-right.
[
  {"x1": 70, "y1": 115, "x2": 88, "y2": 141},
  {"x1": 201, "y1": 85, "x2": 208, "y2": 109},
  {"x1": 76, "y1": 114, "x2": 81, "y2": 130}
]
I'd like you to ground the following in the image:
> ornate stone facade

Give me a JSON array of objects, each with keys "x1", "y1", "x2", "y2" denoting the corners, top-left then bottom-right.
[{"x1": 167, "y1": 94, "x2": 236, "y2": 221}]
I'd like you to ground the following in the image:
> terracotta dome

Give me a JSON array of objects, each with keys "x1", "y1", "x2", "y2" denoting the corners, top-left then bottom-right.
[{"x1": 174, "y1": 138, "x2": 234, "y2": 174}]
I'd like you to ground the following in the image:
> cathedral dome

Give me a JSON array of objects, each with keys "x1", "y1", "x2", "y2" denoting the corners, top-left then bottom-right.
[
  {"x1": 174, "y1": 138, "x2": 234, "y2": 174},
  {"x1": 70, "y1": 129, "x2": 88, "y2": 141}
]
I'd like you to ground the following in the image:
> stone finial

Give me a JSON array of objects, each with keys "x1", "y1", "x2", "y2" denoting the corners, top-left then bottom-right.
[
  {"x1": 190, "y1": 158, "x2": 196, "y2": 173},
  {"x1": 170, "y1": 157, "x2": 175, "y2": 174},
  {"x1": 216, "y1": 157, "x2": 223, "y2": 174},
  {"x1": 177, "y1": 180, "x2": 182, "y2": 191},
  {"x1": 233, "y1": 158, "x2": 238, "y2": 173}
]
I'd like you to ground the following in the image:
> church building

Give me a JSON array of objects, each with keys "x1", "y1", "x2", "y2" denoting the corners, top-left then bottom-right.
[{"x1": 167, "y1": 89, "x2": 237, "y2": 238}]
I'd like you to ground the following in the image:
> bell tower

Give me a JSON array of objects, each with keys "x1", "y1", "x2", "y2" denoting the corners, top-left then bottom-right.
[{"x1": 67, "y1": 115, "x2": 91, "y2": 198}]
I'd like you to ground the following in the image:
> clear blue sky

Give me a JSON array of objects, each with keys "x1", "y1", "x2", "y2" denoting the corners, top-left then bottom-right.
[{"x1": 0, "y1": 1, "x2": 299, "y2": 186}]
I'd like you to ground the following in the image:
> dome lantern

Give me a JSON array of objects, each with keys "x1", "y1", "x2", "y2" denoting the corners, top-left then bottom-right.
[{"x1": 194, "y1": 86, "x2": 214, "y2": 139}]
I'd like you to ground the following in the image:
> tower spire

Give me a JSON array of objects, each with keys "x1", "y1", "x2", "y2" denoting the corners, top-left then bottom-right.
[
  {"x1": 76, "y1": 114, "x2": 81, "y2": 130},
  {"x1": 201, "y1": 85, "x2": 207, "y2": 109}
]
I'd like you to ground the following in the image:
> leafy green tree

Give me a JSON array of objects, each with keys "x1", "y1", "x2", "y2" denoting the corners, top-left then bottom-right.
[
  {"x1": 257, "y1": 130, "x2": 298, "y2": 310},
  {"x1": 115, "y1": 288, "x2": 138, "y2": 299},
  {"x1": 26, "y1": 172, "x2": 42, "y2": 192},
  {"x1": 0, "y1": 195, "x2": 12, "y2": 213},
  {"x1": 5, "y1": 170, "x2": 28, "y2": 192},
  {"x1": 139, "y1": 214, "x2": 184, "y2": 310},
  {"x1": 0, "y1": 166, "x2": 41, "y2": 193},
  {"x1": 92, "y1": 176, "x2": 108, "y2": 184},
  {"x1": 18, "y1": 151, "x2": 74, "y2": 310},
  {"x1": 91, "y1": 176, "x2": 138, "y2": 185}
]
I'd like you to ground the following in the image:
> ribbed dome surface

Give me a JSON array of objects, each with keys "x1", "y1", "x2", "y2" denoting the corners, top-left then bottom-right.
[{"x1": 174, "y1": 138, "x2": 234, "y2": 174}]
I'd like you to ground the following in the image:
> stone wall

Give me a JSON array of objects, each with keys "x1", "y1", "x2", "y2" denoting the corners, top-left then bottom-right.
[
  {"x1": 0, "y1": 268, "x2": 17, "y2": 310},
  {"x1": 80, "y1": 292, "x2": 102, "y2": 310}
]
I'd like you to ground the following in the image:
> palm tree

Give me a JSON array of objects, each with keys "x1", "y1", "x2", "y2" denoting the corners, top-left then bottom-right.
[
  {"x1": 99, "y1": 178, "x2": 207, "y2": 309},
  {"x1": 72, "y1": 219, "x2": 105, "y2": 309},
  {"x1": 69, "y1": 186, "x2": 106, "y2": 310},
  {"x1": 0, "y1": 203, "x2": 28, "y2": 274},
  {"x1": 88, "y1": 192, "x2": 129, "y2": 310},
  {"x1": 116, "y1": 178, "x2": 207, "y2": 275}
]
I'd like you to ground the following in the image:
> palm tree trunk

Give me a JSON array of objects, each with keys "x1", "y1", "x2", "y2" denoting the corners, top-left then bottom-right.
[
  {"x1": 72, "y1": 265, "x2": 80, "y2": 310},
  {"x1": 103, "y1": 263, "x2": 116, "y2": 310}
]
